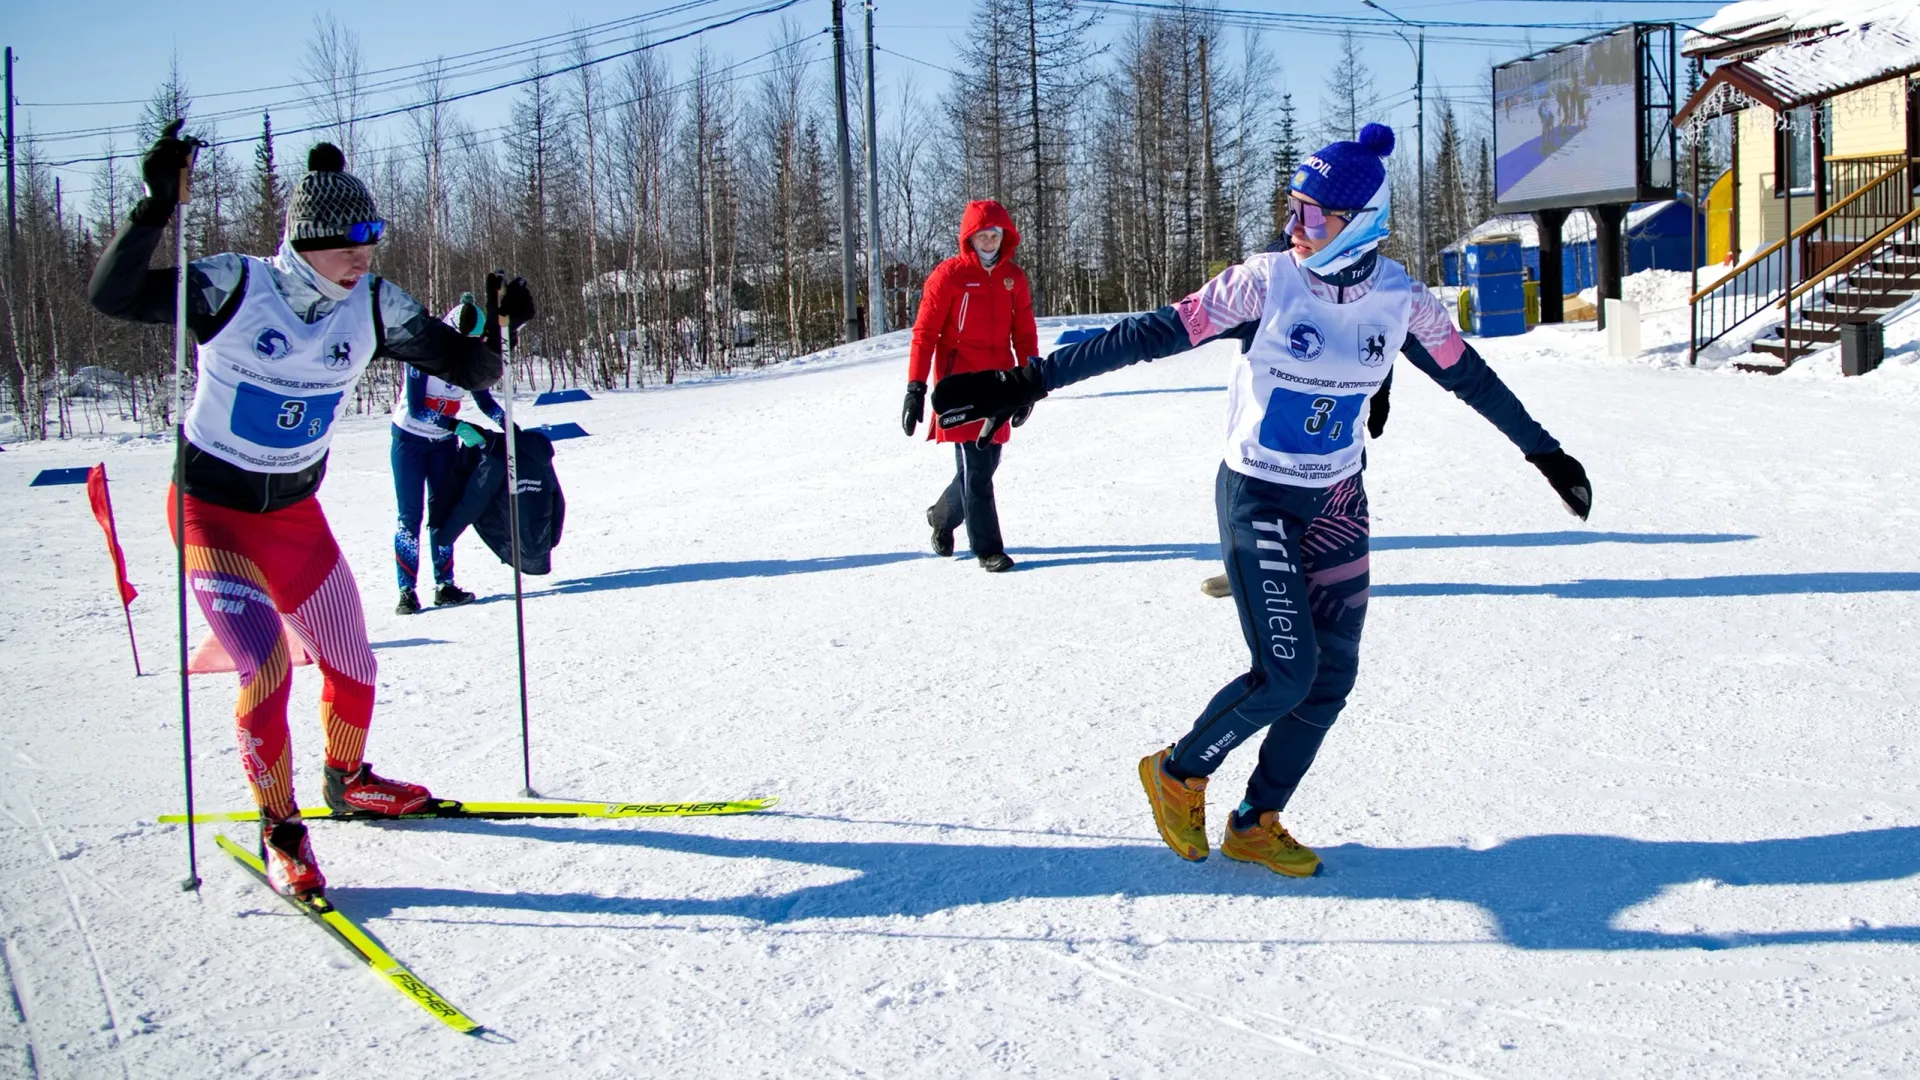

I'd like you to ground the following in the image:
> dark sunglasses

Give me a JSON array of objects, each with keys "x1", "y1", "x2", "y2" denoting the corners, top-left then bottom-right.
[
  {"x1": 1284, "y1": 197, "x2": 1357, "y2": 241},
  {"x1": 343, "y1": 220, "x2": 386, "y2": 245}
]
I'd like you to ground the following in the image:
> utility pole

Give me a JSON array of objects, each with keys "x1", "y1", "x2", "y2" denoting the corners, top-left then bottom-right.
[
  {"x1": 1364, "y1": 1, "x2": 1426, "y2": 282},
  {"x1": 1416, "y1": 27, "x2": 1425, "y2": 283},
  {"x1": 863, "y1": 2, "x2": 886, "y2": 334},
  {"x1": 1025, "y1": 0, "x2": 1045, "y2": 313},
  {"x1": 831, "y1": 0, "x2": 862, "y2": 342},
  {"x1": 6, "y1": 48, "x2": 16, "y2": 289}
]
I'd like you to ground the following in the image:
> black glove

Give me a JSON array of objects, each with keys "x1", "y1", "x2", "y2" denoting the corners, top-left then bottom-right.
[
  {"x1": 1010, "y1": 403, "x2": 1033, "y2": 427},
  {"x1": 1527, "y1": 449, "x2": 1592, "y2": 520},
  {"x1": 932, "y1": 364, "x2": 1046, "y2": 448},
  {"x1": 500, "y1": 277, "x2": 536, "y2": 328},
  {"x1": 902, "y1": 381, "x2": 926, "y2": 437},
  {"x1": 483, "y1": 271, "x2": 536, "y2": 352},
  {"x1": 455, "y1": 298, "x2": 483, "y2": 336},
  {"x1": 133, "y1": 119, "x2": 205, "y2": 226},
  {"x1": 1367, "y1": 373, "x2": 1391, "y2": 439}
]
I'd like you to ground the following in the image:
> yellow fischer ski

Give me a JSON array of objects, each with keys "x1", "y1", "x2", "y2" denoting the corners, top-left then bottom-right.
[
  {"x1": 214, "y1": 834, "x2": 482, "y2": 1035},
  {"x1": 164, "y1": 796, "x2": 779, "y2": 825}
]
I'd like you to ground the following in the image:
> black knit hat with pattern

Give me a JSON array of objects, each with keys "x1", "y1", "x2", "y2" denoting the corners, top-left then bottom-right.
[{"x1": 285, "y1": 143, "x2": 382, "y2": 251}]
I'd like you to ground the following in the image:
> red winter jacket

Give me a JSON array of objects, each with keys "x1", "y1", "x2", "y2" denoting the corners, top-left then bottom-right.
[{"x1": 908, "y1": 200, "x2": 1039, "y2": 444}]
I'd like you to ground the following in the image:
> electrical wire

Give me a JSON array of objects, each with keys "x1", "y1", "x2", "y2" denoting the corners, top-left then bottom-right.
[{"x1": 36, "y1": 0, "x2": 804, "y2": 169}]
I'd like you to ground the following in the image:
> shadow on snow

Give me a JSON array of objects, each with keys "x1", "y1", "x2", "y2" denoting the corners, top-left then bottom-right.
[
  {"x1": 535, "y1": 531, "x2": 1763, "y2": 590},
  {"x1": 335, "y1": 822, "x2": 1920, "y2": 952}
]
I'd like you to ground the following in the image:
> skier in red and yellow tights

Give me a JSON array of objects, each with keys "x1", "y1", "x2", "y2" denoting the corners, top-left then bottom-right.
[{"x1": 90, "y1": 123, "x2": 535, "y2": 896}]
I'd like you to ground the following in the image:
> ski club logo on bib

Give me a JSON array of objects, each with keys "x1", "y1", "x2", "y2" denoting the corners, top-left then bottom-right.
[
  {"x1": 321, "y1": 335, "x2": 356, "y2": 371},
  {"x1": 253, "y1": 328, "x2": 291, "y2": 362},
  {"x1": 1286, "y1": 321, "x2": 1325, "y2": 361},
  {"x1": 1359, "y1": 325, "x2": 1390, "y2": 366}
]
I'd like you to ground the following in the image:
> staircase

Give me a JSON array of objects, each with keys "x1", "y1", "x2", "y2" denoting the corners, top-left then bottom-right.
[
  {"x1": 1741, "y1": 218, "x2": 1920, "y2": 371},
  {"x1": 1690, "y1": 155, "x2": 1917, "y2": 371}
]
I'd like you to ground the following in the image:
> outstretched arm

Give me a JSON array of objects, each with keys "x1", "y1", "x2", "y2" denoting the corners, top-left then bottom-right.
[
  {"x1": 1397, "y1": 283, "x2": 1558, "y2": 457},
  {"x1": 1037, "y1": 257, "x2": 1274, "y2": 391},
  {"x1": 375, "y1": 280, "x2": 503, "y2": 391},
  {"x1": 933, "y1": 258, "x2": 1274, "y2": 441},
  {"x1": 1400, "y1": 284, "x2": 1590, "y2": 517}
]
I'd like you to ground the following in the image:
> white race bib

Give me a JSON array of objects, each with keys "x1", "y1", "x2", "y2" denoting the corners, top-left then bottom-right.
[
  {"x1": 186, "y1": 259, "x2": 378, "y2": 473},
  {"x1": 1225, "y1": 254, "x2": 1412, "y2": 487}
]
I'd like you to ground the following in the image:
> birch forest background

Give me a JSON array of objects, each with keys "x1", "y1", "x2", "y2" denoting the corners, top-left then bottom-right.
[{"x1": 1, "y1": 0, "x2": 1500, "y2": 440}]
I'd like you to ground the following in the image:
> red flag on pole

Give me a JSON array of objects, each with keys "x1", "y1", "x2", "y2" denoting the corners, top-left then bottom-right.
[
  {"x1": 86, "y1": 464, "x2": 138, "y2": 605},
  {"x1": 86, "y1": 463, "x2": 142, "y2": 675}
]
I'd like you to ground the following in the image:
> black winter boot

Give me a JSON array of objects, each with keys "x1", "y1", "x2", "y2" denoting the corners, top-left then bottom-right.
[
  {"x1": 433, "y1": 582, "x2": 477, "y2": 607},
  {"x1": 926, "y1": 506, "x2": 955, "y2": 558},
  {"x1": 395, "y1": 588, "x2": 421, "y2": 615}
]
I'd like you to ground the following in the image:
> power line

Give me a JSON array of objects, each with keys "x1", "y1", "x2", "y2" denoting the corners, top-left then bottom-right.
[
  {"x1": 36, "y1": 0, "x2": 804, "y2": 169},
  {"x1": 17, "y1": 0, "x2": 732, "y2": 110},
  {"x1": 1079, "y1": 0, "x2": 1629, "y2": 32},
  {"x1": 22, "y1": 0, "x2": 765, "y2": 146}
]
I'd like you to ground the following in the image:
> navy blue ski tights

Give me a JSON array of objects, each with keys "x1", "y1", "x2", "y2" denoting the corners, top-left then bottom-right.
[{"x1": 1167, "y1": 463, "x2": 1371, "y2": 814}]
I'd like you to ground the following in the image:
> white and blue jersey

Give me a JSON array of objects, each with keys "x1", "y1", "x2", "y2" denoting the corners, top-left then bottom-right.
[
  {"x1": 186, "y1": 258, "x2": 377, "y2": 473},
  {"x1": 391, "y1": 367, "x2": 504, "y2": 440},
  {"x1": 1225, "y1": 253, "x2": 1410, "y2": 486},
  {"x1": 1035, "y1": 249, "x2": 1559, "y2": 482}
]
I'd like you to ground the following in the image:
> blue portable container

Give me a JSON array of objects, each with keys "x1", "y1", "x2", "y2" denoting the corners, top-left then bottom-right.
[{"x1": 1465, "y1": 235, "x2": 1527, "y2": 337}]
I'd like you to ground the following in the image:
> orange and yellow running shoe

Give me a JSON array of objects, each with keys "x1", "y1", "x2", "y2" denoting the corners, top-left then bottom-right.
[
  {"x1": 1138, "y1": 747, "x2": 1209, "y2": 861},
  {"x1": 1221, "y1": 809, "x2": 1321, "y2": 877}
]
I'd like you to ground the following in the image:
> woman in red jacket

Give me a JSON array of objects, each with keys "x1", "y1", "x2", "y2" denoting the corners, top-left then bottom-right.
[{"x1": 901, "y1": 200, "x2": 1039, "y2": 573}]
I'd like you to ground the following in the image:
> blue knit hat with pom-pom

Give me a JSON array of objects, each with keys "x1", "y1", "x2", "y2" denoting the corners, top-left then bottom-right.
[{"x1": 1290, "y1": 123, "x2": 1396, "y2": 211}]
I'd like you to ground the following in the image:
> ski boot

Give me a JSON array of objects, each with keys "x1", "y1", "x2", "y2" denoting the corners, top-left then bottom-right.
[
  {"x1": 927, "y1": 507, "x2": 955, "y2": 558},
  {"x1": 324, "y1": 761, "x2": 434, "y2": 817},
  {"x1": 1201, "y1": 574, "x2": 1231, "y2": 598},
  {"x1": 1221, "y1": 808, "x2": 1320, "y2": 877},
  {"x1": 395, "y1": 588, "x2": 421, "y2": 615},
  {"x1": 978, "y1": 552, "x2": 1015, "y2": 573},
  {"x1": 1138, "y1": 747, "x2": 1208, "y2": 861},
  {"x1": 433, "y1": 582, "x2": 477, "y2": 607},
  {"x1": 261, "y1": 816, "x2": 326, "y2": 897}
]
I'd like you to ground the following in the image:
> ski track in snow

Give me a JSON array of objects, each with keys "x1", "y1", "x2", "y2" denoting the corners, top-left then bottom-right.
[{"x1": 3, "y1": 307, "x2": 1920, "y2": 1076}]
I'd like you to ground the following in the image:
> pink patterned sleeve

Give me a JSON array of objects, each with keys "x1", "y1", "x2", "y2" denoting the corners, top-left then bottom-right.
[
  {"x1": 1173, "y1": 256, "x2": 1273, "y2": 346},
  {"x1": 1405, "y1": 280, "x2": 1467, "y2": 369}
]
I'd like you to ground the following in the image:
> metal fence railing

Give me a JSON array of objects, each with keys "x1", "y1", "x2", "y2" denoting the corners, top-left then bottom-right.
[{"x1": 1691, "y1": 156, "x2": 1914, "y2": 362}]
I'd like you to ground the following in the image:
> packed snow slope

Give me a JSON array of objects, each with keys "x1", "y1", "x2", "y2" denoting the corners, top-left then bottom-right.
[{"x1": 4, "y1": 310, "x2": 1920, "y2": 1079}]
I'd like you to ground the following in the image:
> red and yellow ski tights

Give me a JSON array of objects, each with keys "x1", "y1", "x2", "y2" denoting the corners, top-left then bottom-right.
[{"x1": 169, "y1": 489, "x2": 377, "y2": 820}]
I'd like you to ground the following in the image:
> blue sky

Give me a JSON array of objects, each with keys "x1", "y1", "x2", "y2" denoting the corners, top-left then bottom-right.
[{"x1": 11, "y1": 0, "x2": 1724, "y2": 209}]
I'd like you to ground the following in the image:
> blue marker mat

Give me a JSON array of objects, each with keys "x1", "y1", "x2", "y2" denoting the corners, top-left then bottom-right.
[
  {"x1": 538, "y1": 422, "x2": 590, "y2": 441},
  {"x1": 533, "y1": 388, "x2": 594, "y2": 406},
  {"x1": 31, "y1": 467, "x2": 91, "y2": 487}
]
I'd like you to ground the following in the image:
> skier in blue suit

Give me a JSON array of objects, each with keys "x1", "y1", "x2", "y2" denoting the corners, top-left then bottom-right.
[
  {"x1": 933, "y1": 123, "x2": 1592, "y2": 877},
  {"x1": 390, "y1": 292, "x2": 505, "y2": 614}
]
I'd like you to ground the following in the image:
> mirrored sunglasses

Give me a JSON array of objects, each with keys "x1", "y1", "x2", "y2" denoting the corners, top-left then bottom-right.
[
  {"x1": 1284, "y1": 197, "x2": 1355, "y2": 241},
  {"x1": 344, "y1": 220, "x2": 386, "y2": 245}
]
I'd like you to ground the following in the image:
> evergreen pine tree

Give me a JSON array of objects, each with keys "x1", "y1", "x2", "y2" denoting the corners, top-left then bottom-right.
[
  {"x1": 252, "y1": 111, "x2": 285, "y2": 254},
  {"x1": 1270, "y1": 92, "x2": 1301, "y2": 242}
]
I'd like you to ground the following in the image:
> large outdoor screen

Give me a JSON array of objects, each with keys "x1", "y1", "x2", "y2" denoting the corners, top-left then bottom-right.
[{"x1": 1494, "y1": 27, "x2": 1640, "y2": 211}]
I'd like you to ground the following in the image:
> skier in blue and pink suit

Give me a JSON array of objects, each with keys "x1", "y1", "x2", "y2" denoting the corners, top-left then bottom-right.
[{"x1": 932, "y1": 123, "x2": 1593, "y2": 877}]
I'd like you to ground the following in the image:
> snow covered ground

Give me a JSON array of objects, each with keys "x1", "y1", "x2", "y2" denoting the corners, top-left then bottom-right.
[{"x1": 4, "y1": 308, "x2": 1920, "y2": 1078}]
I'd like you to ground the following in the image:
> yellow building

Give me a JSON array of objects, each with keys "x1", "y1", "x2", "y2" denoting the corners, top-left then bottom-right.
[{"x1": 1678, "y1": 4, "x2": 1920, "y2": 367}]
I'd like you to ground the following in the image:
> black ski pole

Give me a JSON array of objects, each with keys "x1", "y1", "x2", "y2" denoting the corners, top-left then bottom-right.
[
  {"x1": 172, "y1": 132, "x2": 202, "y2": 892},
  {"x1": 492, "y1": 274, "x2": 535, "y2": 797}
]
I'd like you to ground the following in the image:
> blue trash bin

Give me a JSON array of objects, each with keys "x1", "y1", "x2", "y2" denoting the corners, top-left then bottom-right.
[{"x1": 1465, "y1": 235, "x2": 1527, "y2": 337}]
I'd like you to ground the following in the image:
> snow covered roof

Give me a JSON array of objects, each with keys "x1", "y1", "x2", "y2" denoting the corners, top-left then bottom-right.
[
  {"x1": 1678, "y1": 4, "x2": 1920, "y2": 123},
  {"x1": 1682, "y1": 0, "x2": 1909, "y2": 57}
]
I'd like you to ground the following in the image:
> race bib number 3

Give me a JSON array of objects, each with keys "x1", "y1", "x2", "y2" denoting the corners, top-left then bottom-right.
[
  {"x1": 1257, "y1": 386, "x2": 1367, "y2": 456},
  {"x1": 231, "y1": 383, "x2": 344, "y2": 449}
]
